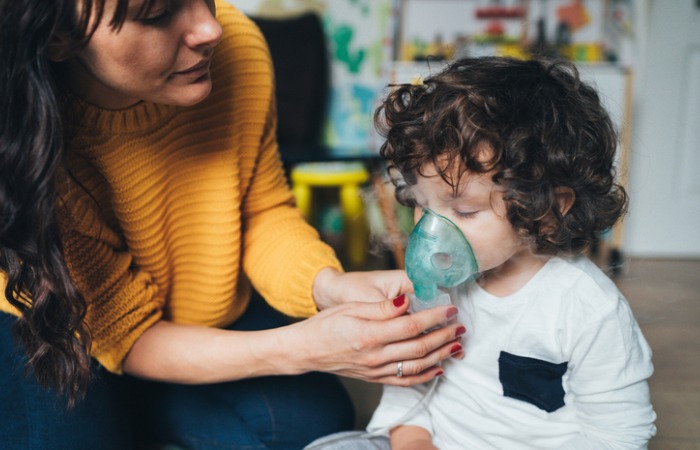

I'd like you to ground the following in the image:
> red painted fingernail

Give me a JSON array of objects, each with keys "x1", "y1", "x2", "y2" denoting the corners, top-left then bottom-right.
[
  {"x1": 434, "y1": 370, "x2": 444, "y2": 378},
  {"x1": 393, "y1": 294, "x2": 406, "y2": 308},
  {"x1": 450, "y1": 343, "x2": 463, "y2": 354},
  {"x1": 446, "y1": 307, "x2": 458, "y2": 319},
  {"x1": 455, "y1": 326, "x2": 466, "y2": 337}
]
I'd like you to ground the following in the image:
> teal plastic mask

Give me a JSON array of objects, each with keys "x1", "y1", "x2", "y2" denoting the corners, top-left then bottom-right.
[{"x1": 405, "y1": 208, "x2": 478, "y2": 313}]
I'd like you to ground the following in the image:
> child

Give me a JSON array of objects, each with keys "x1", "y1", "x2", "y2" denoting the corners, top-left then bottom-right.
[{"x1": 308, "y1": 56, "x2": 656, "y2": 449}]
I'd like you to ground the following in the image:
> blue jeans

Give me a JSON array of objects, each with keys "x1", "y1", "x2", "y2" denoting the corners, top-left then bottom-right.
[{"x1": 0, "y1": 294, "x2": 354, "y2": 450}]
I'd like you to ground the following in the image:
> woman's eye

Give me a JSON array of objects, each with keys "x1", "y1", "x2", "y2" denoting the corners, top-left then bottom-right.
[
  {"x1": 138, "y1": 0, "x2": 175, "y2": 25},
  {"x1": 140, "y1": 8, "x2": 171, "y2": 25}
]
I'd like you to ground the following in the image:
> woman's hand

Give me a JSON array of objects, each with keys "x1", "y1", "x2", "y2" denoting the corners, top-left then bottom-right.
[
  {"x1": 282, "y1": 294, "x2": 465, "y2": 386},
  {"x1": 312, "y1": 268, "x2": 413, "y2": 310},
  {"x1": 123, "y1": 272, "x2": 464, "y2": 387}
]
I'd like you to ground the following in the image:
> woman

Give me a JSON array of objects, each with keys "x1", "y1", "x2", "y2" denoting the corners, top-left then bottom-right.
[{"x1": 0, "y1": 0, "x2": 465, "y2": 449}]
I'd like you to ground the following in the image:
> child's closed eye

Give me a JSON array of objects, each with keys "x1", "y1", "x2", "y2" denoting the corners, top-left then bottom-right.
[{"x1": 454, "y1": 210, "x2": 479, "y2": 219}]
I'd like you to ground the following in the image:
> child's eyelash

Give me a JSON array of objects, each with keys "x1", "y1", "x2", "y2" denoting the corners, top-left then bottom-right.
[{"x1": 454, "y1": 210, "x2": 479, "y2": 219}]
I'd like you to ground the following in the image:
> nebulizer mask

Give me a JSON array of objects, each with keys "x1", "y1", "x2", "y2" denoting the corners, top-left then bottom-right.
[
  {"x1": 305, "y1": 209, "x2": 478, "y2": 450},
  {"x1": 405, "y1": 208, "x2": 478, "y2": 314}
]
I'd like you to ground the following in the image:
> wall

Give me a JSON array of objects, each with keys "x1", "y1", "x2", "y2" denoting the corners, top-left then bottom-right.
[
  {"x1": 622, "y1": 0, "x2": 700, "y2": 258},
  {"x1": 230, "y1": 0, "x2": 700, "y2": 259},
  {"x1": 233, "y1": 0, "x2": 394, "y2": 158}
]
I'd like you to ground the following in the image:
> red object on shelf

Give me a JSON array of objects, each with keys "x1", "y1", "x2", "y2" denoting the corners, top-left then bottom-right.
[
  {"x1": 485, "y1": 20, "x2": 506, "y2": 37},
  {"x1": 475, "y1": 6, "x2": 526, "y2": 19},
  {"x1": 556, "y1": 0, "x2": 590, "y2": 31}
]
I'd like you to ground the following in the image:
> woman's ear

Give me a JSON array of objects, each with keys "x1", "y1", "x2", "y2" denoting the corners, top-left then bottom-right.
[
  {"x1": 554, "y1": 186, "x2": 576, "y2": 217},
  {"x1": 48, "y1": 33, "x2": 72, "y2": 62}
]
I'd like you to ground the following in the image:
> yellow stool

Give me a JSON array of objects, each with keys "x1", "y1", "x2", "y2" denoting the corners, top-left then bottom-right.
[{"x1": 291, "y1": 161, "x2": 369, "y2": 267}]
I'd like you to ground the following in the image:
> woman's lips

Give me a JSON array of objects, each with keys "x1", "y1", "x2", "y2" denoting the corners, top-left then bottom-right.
[{"x1": 174, "y1": 59, "x2": 211, "y2": 79}]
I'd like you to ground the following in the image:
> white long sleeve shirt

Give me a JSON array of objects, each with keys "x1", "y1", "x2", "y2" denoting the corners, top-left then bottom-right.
[{"x1": 367, "y1": 257, "x2": 656, "y2": 449}]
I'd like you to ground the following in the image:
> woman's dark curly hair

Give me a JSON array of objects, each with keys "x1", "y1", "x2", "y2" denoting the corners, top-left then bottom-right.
[
  {"x1": 0, "y1": 0, "x2": 159, "y2": 407},
  {"x1": 376, "y1": 56, "x2": 627, "y2": 255}
]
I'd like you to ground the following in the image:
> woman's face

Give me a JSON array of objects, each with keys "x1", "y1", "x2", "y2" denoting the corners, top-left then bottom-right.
[{"x1": 62, "y1": 0, "x2": 223, "y2": 109}]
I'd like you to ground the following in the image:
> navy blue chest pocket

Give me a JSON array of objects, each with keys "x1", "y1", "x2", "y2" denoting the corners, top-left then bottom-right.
[{"x1": 498, "y1": 351, "x2": 568, "y2": 413}]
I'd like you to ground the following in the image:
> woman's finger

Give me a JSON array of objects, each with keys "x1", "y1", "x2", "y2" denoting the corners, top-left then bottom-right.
[
  {"x1": 381, "y1": 322, "x2": 466, "y2": 363},
  {"x1": 298, "y1": 296, "x2": 465, "y2": 386},
  {"x1": 371, "y1": 364, "x2": 445, "y2": 386},
  {"x1": 384, "y1": 335, "x2": 463, "y2": 377},
  {"x1": 366, "y1": 269, "x2": 413, "y2": 301},
  {"x1": 341, "y1": 299, "x2": 464, "y2": 364},
  {"x1": 341, "y1": 330, "x2": 464, "y2": 385},
  {"x1": 332, "y1": 293, "x2": 410, "y2": 322},
  {"x1": 345, "y1": 294, "x2": 459, "y2": 334},
  {"x1": 364, "y1": 302, "x2": 461, "y2": 345}
]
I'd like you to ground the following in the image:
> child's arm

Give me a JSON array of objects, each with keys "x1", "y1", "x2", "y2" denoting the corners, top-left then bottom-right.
[
  {"x1": 391, "y1": 425, "x2": 438, "y2": 450},
  {"x1": 366, "y1": 382, "x2": 436, "y2": 438},
  {"x1": 561, "y1": 296, "x2": 656, "y2": 448}
]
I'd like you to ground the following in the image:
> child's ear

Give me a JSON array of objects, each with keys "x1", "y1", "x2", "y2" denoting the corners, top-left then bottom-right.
[
  {"x1": 554, "y1": 186, "x2": 576, "y2": 217},
  {"x1": 48, "y1": 33, "x2": 72, "y2": 62}
]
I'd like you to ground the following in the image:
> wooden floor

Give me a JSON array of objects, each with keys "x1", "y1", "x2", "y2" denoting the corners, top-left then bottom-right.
[
  {"x1": 343, "y1": 255, "x2": 700, "y2": 448},
  {"x1": 615, "y1": 258, "x2": 700, "y2": 449}
]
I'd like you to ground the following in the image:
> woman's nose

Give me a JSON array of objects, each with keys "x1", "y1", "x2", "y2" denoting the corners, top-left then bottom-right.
[{"x1": 183, "y1": 0, "x2": 223, "y2": 49}]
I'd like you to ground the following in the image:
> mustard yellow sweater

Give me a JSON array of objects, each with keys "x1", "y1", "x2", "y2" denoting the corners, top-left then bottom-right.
[{"x1": 0, "y1": 1, "x2": 341, "y2": 373}]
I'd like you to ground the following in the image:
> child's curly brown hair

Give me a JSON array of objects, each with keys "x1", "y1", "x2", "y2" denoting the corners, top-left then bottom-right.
[{"x1": 375, "y1": 56, "x2": 628, "y2": 255}]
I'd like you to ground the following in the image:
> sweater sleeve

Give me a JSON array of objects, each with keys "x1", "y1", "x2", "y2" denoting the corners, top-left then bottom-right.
[
  {"x1": 211, "y1": 0, "x2": 342, "y2": 318},
  {"x1": 239, "y1": 79, "x2": 342, "y2": 318},
  {"x1": 57, "y1": 193, "x2": 163, "y2": 374}
]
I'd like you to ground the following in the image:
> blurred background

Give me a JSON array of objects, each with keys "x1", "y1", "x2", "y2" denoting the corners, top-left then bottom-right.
[{"x1": 231, "y1": 1, "x2": 699, "y2": 448}]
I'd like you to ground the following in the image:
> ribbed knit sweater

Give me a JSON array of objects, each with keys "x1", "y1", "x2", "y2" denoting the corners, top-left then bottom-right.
[{"x1": 0, "y1": 1, "x2": 342, "y2": 373}]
